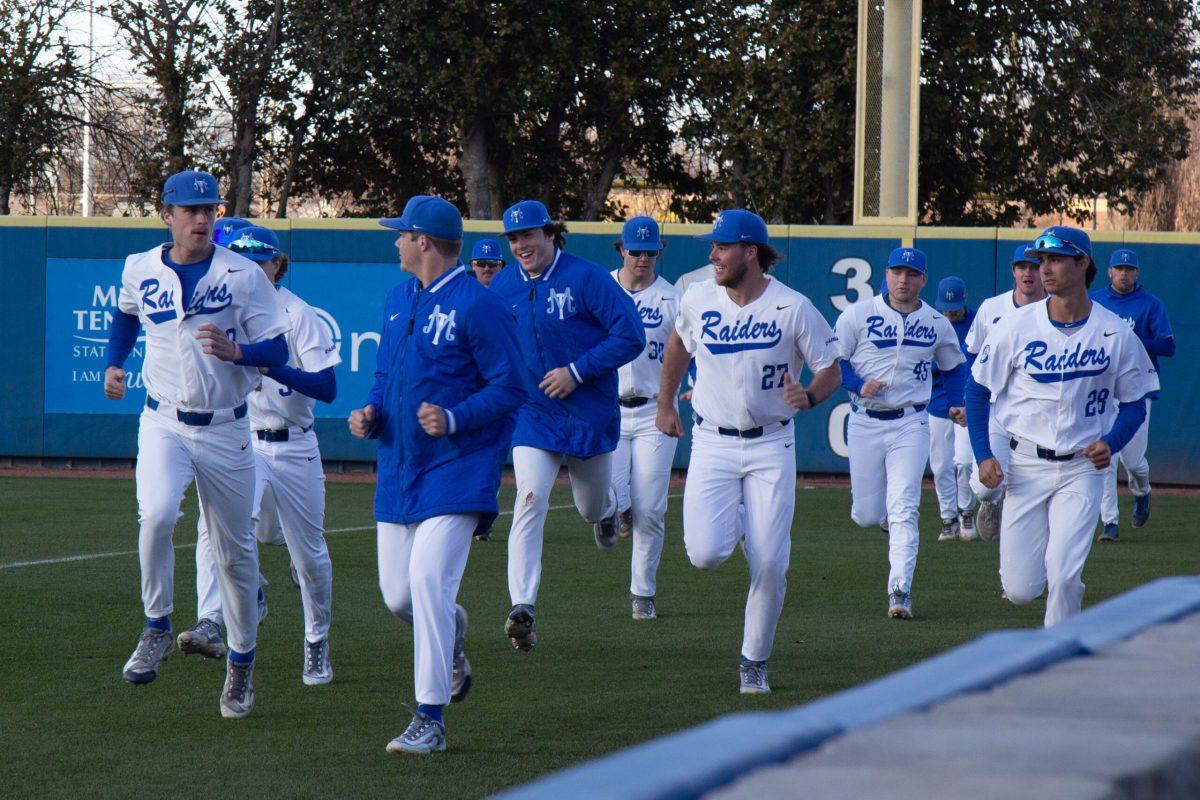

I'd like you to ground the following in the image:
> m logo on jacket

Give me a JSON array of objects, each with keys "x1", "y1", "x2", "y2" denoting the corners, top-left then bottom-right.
[{"x1": 423, "y1": 304, "x2": 458, "y2": 345}]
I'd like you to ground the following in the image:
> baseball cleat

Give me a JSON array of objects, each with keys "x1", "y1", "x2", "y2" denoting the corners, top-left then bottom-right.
[
  {"x1": 958, "y1": 508, "x2": 978, "y2": 541},
  {"x1": 631, "y1": 595, "x2": 657, "y2": 620},
  {"x1": 123, "y1": 626, "x2": 175, "y2": 684},
  {"x1": 386, "y1": 706, "x2": 446, "y2": 755},
  {"x1": 473, "y1": 527, "x2": 492, "y2": 542},
  {"x1": 879, "y1": 518, "x2": 889, "y2": 533},
  {"x1": 289, "y1": 561, "x2": 301, "y2": 589},
  {"x1": 257, "y1": 587, "x2": 268, "y2": 623},
  {"x1": 738, "y1": 661, "x2": 770, "y2": 694},
  {"x1": 938, "y1": 518, "x2": 960, "y2": 541},
  {"x1": 1098, "y1": 522, "x2": 1120, "y2": 542},
  {"x1": 887, "y1": 589, "x2": 913, "y2": 620},
  {"x1": 618, "y1": 507, "x2": 633, "y2": 538},
  {"x1": 1132, "y1": 491, "x2": 1151, "y2": 528},
  {"x1": 177, "y1": 618, "x2": 226, "y2": 659},
  {"x1": 593, "y1": 513, "x2": 619, "y2": 550},
  {"x1": 504, "y1": 603, "x2": 537, "y2": 652},
  {"x1": 976, "y1": 499, "x2": 1002, "y2": 542},
  {"x1": 450, "y1": 604, "x2": 471, "y2": 703},
  {"x1": 219, "y1": 658, "x2": 256, "y2": 718},
  {"x1": 302, "y1": 638, "x2": 333, "y2": 685}
]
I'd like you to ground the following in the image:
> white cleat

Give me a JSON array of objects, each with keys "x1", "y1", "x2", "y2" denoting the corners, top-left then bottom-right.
[
  {"x1": 976, "y1": 499, "x2": 1002, "y2": 541},
  {"x1": 302, "y1": 638, "x2": 333, "y2": 686},
  {"x1": 177, "y1": 618, "x2": 226, "y2": 659},
  {"x1": 386, "y1": 706, "x2": 446, "y2": 755},
  {"x1": 220, "y1": 658, "x2": 256, "y2": 719},
  {"x1": 738, "y1": 661, "x2": 770, "y2": 694}
]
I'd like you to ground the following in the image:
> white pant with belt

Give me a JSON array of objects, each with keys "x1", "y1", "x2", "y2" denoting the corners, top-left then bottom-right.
[{"x1": 611, "y1": 402, "x2": 678, "y2": 598}]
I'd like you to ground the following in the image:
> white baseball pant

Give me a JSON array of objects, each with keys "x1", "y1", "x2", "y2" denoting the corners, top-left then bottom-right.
[
  {"x1": 135, "y1": 408, "x2": 259, "y2": 653},
  {"x1": 683, "y1": 422, "x2": 794, "y2": 663},
  {"x1": 255, "y1": 481, "x2": 286, "y2": 546},
  {"x1": 377, "y1": 514, "x2": 476, "y2": 706},
  {"x1": 847, "y1": 409, "x2": 929, "y2": 594},
  {"x1": 197, "y1": 429, "x2": 333, "y2": 643},
  {"x1": 999, "y1": 440, "x2": 1104, "y2": 626},
  {"x1": 969, "y1": 411, "x2": 1010, "y2": 502},
  {"x1": 1100, "y1": 402, "x2": 1152, "y2": 526},
  {"x1": 508, "y1": 446, "x2": 616, "y2": 606},
  {"x1": 611, "y1": 403, "x2": 678, "y2": 598},
  {"x1": 928, "y1": 415, "x2": 974, "y2": 519}
]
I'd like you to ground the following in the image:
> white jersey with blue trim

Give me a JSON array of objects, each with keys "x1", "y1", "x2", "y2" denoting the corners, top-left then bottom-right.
[
  {"x1": 964, "y1": 289, "x2": 1020, "y2": 355},
  {"x1": 834, "y1": 294, "x2": 965, "y2": 412},
  {"x1": 675, "y1": 276, "x2": 839, "y2": 430},
  {"x1": 611, "y1": 271, "x2": 680, "y2": 400},
  {"x1": 249, "y1": 286, "x2": 343, "y2": 431},
  {"x1": 971, "y1": 300, "x2": 1159, "y2": 453}
]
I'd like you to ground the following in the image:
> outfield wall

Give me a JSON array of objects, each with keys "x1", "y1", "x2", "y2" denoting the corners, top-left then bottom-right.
[{"x1": 2, "y1": 218, "x2": 1198, "y2": 482}]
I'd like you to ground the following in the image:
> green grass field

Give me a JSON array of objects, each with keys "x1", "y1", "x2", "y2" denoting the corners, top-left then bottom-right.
[{"x1": 1, "y1": 474, "x2": 1196, "y2": 799}]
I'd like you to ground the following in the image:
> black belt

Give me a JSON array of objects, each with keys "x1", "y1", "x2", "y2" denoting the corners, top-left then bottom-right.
[
  {"x1": 147, "y1": 397, "x2": 247, "y2": 427},
  {"x1": 695, "y1": 415, "x2": 790, "y2": 439},
  {"x1": 619, "y1": 396, "x2": 650, "y2": 408},
  {"x1": 854, "y1": 403, "x2": 926, "y2": 421},
  {"x1": 1010, "y1": 437, "x2": 1075, "y2": 462},
  {"x1": 256, "y1": 426, "x2": 313, "y2": 442}
]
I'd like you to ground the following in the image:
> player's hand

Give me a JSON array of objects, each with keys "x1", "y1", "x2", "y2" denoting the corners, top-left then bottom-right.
[
  {"x1": 679, "y1": 389, "x2": 693, "y2": 403},
  {"x1": 782, "y1": 371, "x2": 811, "y2": 410},
  {"x1": 417, "y1": 402, "x2": 448, "y2": 437},
  {"x1": 348, "y1": 405, "x2": 376, "y2": 439},
  {"x1": 196, "y1": 323, "x2": 243, "y2": 362},
  {"x1": 861, "y1": 379, "x2": 887, "y2": 398},
  {"x1": 104, "y1": 366, "x2": 126, "y2": 400},
  {"x1": 539, "y1": 367, "x2": 578, "y2": 399},
  {"x1": 979, "y1": 457, "x2": 1004, "y2": 489},
  {"x1": 1081, "y1": 440, "x2": 1112, "y2": 470},
  {"x1": 656, "y1": 403, "x2": 683, "y2": 438},
  {"x1": 949, "y1": 406, "x2": 966, "y2": 426}
]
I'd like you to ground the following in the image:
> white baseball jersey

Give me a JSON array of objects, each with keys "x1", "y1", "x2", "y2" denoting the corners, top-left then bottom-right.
[
  {"x1": 118, "y1": 245, "x2": 288, "y2": 410},
  {"x1": 675, "y1": 277, "x2": 839, "y2": 430},
  {"x1": 249, "y1": 286, "x2": 343, "y2": 430},
  {"x1": 834, "y1": 295, "x2": 965, "y2": 411},
  {"x1": 964, "y1": 289, "x2": 1021, "y2": 355},
  {"x1": 674, "y1": 263, "x2": 714, "y2": 294},
  {"x1": 971, "y1": 300, "x2": 1159, "y2": 453},
  {"x1": 611, "y1": 271, "x2": 680, "y2": 400}
]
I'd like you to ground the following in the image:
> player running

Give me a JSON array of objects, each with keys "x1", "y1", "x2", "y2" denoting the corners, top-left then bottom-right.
[
  {"x1": 657, "y1": 209, "x2": 841, "y2": 694},
  {"x1": 967, "y1": 226, "x2": 1158, "y2": 625},
  {"x1": 927, "y1": 276, "x2": 976, "y2": 541},
  {"x1": 835, "y1": 247, "x2": 967, "y2": 620}
]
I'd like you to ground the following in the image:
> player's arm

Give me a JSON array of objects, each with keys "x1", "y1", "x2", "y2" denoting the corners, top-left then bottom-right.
[
  {"x1": 263, "y1": 366, "x2": 337, "y2": 403},
  {"x1": 204, "y1": 264, "x2": 290, "y2": 366},
  {"x1": 555, "y1": 269, "x2": 646, "y2": 393},
  {"x1": 198, "y1": 329, "x2": 288, "y2": 367},
  {"x1": 104, "y1": 309, "x2": 141, "y2": 400},
  {"x1": 351, "y1": 286, "x2": 402, "y2": 439},
  {"x1": 1141, "y1": 301, "x2": 1175, "y2": 358},
  {"x1": 266, "y1": 303, "x2": 342, "y2": 403},
  {"x1": 656, "y1": 331, "x2": 690, "y2": 437},
  {"x1": 832, "y1": 305, "x2": 884, "y2": 398}
]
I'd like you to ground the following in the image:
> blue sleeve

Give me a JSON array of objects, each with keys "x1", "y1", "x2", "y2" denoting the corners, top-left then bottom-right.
[
  {"x1": 264, "y1": 366, "x2": 337, "y2": 404},
  {"x1": 568, "y1": 267, "x2": 646, "y2": 384},
  {"x1": 106, "y1": 310, "x2": 141, "y2": 368},
  {"x1": 943, "y1": 362, "x2": 967, "y2": 407},
  {"x1": 445, "y1": 291, "x2": 526, "y2": 433},
  {"x1": 965, "y1": 375, "x2": 994, "y2": 463},
  {"x1": 237, "y1": 334, "x2": 288, "y2": 368},
  {"x1": 365, "y1": 287, "x2": 403, "y2": 437},
  {"x1": 1142, "y1": 300, "x2": 1175, "y2": 358},
  {"x1": 1101, "y1": 397, "x2": 1148, "y2": 454},
  {"x1": 839, "y1": 360, "x2": 865, "y2": 395}
]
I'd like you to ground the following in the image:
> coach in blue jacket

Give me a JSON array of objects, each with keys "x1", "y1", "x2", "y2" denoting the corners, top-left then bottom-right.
[
  {"x1": 489, "y1": 199, "x2": 645, "y2": 652},
  {"x1": 349, "y1": 195, "x2": 525, "y2": 756}
]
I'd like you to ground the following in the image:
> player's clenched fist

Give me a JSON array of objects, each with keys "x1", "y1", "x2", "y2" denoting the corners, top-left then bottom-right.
[
  {"x1": 196, "y1": 323, "x2": 243, "y2": 362},
  {"x1": 539, "y1": 367, "x2": 578, "y2": 399},
  {"x1": 656, "y1": 402, "x2": 683, "y2": 438},
  {"x1": 860, "y1": 379, "x2": 887, "y2": 398},
  {"x1": 104, "y1": 366, "x2": 127, "y2": 400},
  {"x1": 417, "y1": 402, "x2": 448, "y2": 437},
  {"x1": 978, "y1": 456, "x2": 1004, "y2": 489},
  {"x1": 348, "y1": 405, "x2": 376, "y2": 439},
  {"x1": 949, "y1": 406, "x2": 966, "y2": 426},
  {"x1": 781, "y1": 371, "x2": 812, "y2": 411},
  {"x1": 1081, "y1": 440, "x2": 1112, "y2": 470}
]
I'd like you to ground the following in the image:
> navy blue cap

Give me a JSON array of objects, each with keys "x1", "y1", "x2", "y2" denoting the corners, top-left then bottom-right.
[
  {"x1": 1024, "y1": 225, "x2": 1092, "y2": 261},
  {"x1": 1011, "y1": 243, "x2": 1038, "y2": 266},
  {"x1": 225, "y1": 225, "x2": 281, "y2": 263},
  {"x1": 162, "y1": 169, "x2": 227, "y2": 207},
  {"x1": 1109, "y1": 248, "x2": 1139, "y2": 269},
  {"x1": 213, "y1": 217, "x2": 252, "y2": 245},
  {"x1": 471, "y1": 238, "x2": 504, "y2": 262},
  {"x1": 934, "y1": 276, "x2": 966, "y2": 311},
  {"x1": 503, "y1": 200, "x2": 553, "y2": 234},
  {"x1": 621, "y1": 216, "x2": 664, "y2": 250},
  {"x1": 886, "y1": 246, "x2": 927, "y2": 273},
  {"x1": 695, "y1": 209, "x2": 769, "y2": 245},
  {"x1": 379, "y1": 195, "x2": 464, "y2": 240}
]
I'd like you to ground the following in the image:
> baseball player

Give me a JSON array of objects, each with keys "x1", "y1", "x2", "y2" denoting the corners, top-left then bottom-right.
[
  {"x1": 927, "y1": 276, "x2": 976, "y2": 541},
  {"x1": 1091, "y1": 248, "x2": 1174, "y2": 541},
  {"x1": 967, "y1": 226, "x2": 1158, "y2": 625},
  {"x1": 835, "y1": 247, "x2": 967, "y2": 620},
  {"x1": 609, "y1": 216, "x2": 681, "y2": 620},
  {"x1": 181, "y1": 227, "x2": 341, "y2": 687},
  {"x1": 469, "y1": 237, "x2": 505, "y2": 287},
  {"x1": 657, "y1": 209, "x2": 841, "y2": 694},
  {"x1": 963, "y1": 243, "x2": 1047, "y2": 541},
  {"x1": 348, "y1": 195, "x2": 524, "y2": 754},
  {"x1": 488, "y1": 199, "x2": 644, "y2": 651},
  {"x1": 104, "y1": 170, "x2": 289, "y2": 718}
]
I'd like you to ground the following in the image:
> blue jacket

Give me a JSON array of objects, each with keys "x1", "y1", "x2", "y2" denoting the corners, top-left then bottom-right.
[
  {"x1": 367, "y1": 266, "x2": 525, "y2": 526},
  {"x1": 489, "y1": 249, "x2": 644, "y2": 457},
  {"x1": 929, "y1": 306, "x2": 974, "y2": 418},
  {"x1": 1091, "y1": 284, "x2": 1174, "y2": 398}
]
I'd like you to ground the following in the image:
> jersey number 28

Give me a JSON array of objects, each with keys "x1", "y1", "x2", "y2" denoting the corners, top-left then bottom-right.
[{"x1": 1084, "y1": 388, "x2": 1109, "y2": 417}]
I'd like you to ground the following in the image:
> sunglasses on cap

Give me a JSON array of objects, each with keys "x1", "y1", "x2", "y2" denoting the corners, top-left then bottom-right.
[
  {"x1": 228, "y1": 238, "x2": 280, "y2": 258},
  {"x1": 627, "y1": 250, "x2": 660, "y2": 258},
  {"x1": 1032, "y1": 233, "x2": 1088, "y2": 259}
]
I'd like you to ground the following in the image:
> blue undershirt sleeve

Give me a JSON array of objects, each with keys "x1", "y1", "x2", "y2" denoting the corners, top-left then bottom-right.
[
  {"x1": 1142, "y1": 336, "x2": 1175, "y2": 358},
  {"x1": 943, "y1": 362, "x2": 967, "y2": 407},
  {"x1": 965, "y1": 375, "x2": 994, "y2": 463},
  {"x1": 237, "y1": 334, "x2": 288, "y2": 368},
  {"x1": 1101, "y1": 397, "x2": 1148, "y2": 454},
  {"x1": 263, "y1": 366, "x2": 337, "y2": 404},
  {"x1": 106, "y1": 310, "x2": 141, "y2": 368},
  {"x1": 839, "y1": 360, "x2": 865, "y2": 395}
]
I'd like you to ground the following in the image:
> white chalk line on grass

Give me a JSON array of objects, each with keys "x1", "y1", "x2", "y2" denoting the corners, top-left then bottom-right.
[{"x1": 0, "y1": 493, "x2": 683, "y2": 571}]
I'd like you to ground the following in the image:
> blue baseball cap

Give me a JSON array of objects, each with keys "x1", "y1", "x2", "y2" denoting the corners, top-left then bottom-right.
[
  {"x1": 225, "y1": 225, "x2": 281, "y2": 263},
  {"x1": 213, "y1": 216, "x2": 252, "y2": 245},
  {"x1": 886, "y1": 246, "x2": 927, "y2": 273},
  {"x1": 1110, "y1": 248, "x2": 1139, "y2": 269},
  {"x1": 621, "y1": 216, "x2": 663, "y2": 251},
  {"x1": 503, "y1": 200, "x2": 553, "y2": 234},
  {"x1": 471, "y1": 238, "x2": 504, "y2": 263},
  {"x1": 379, "y1": 195, "x2": 464, "y2": 240},
  {"x1": 1011, "y1": 243, "x2": 1038, "y2": 266},
  {"x1": 162, "y1": 169, "x2": 227, "y2": 207},
  {"x1": 695, "y1": 209, "x2": 769, "y2": 245},
  {"x1": 1024, "y1": 225, "x2": 1092, "y2": 261},
  {"x1": 934, "y1": 276, "x2": 966, "y2": 311}
]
